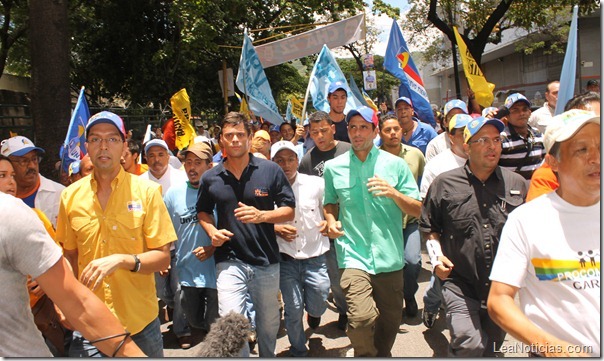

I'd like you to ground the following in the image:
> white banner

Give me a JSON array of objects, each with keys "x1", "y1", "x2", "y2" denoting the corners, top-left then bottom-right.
[
  {"x1": 363, "y1": 70, "x2": 377, "y2": 90},
  {"x1": 256, "y1": 14, "x2": 365, "y2": 68}
]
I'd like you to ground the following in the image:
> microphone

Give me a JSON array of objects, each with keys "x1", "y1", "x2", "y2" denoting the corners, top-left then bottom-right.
[{"x1": 196, "y1": 311, "x2": 251, "y2": 357}]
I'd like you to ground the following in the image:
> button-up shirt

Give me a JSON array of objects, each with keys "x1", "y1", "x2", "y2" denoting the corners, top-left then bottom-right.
[
  {"x1": 276, "y1": 173, "x2": 329, "y2": 259},
  {"x1": 419, "y1": 164, "x2": 527, "y2": 302},
  {"x1": 57, "y1": 168, "x2": 176, "y2": 334},
  {"x1": 323, "y1": 146, "x2": 420, "y2": 275},
  {"x1": 499, "y1": 125, "x2": 545, "y2": 180}
]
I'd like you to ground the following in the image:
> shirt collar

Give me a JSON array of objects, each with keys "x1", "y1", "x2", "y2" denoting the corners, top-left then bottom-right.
[
  {"x1": 463, "y1": 162, "x2": 503, "y2": 182},
  {"x1": 90, "y1": 167, "x2": 127, "y2": 192}
]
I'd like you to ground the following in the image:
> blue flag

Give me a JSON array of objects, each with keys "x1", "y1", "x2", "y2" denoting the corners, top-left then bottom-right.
[
  {"x1": 285, "y1": 99, "x2": 293, "y2": 122},
  {"x1": 309, "y1": 44, "x2": 364, "y2": 113},
  {"x1": 555, "y1": 5, "x2": 579, "y2": 116},
  {"x1": 348, "y1": 74, "x2": 369, "y2": 107},
  {"x1": 60, "y1": 87, "x2": 90, "y2": 174},
  {"x1": 384, "y1": 19, "x2": 435, "y2": 126},
  {"x1": 235, "y1": 30, "x2": 283, "y2": 125}
]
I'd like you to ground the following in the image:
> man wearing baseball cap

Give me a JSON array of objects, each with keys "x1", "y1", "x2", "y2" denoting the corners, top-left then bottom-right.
[
  {"x1": 488, "y1": 109, "x2": 600, "y2": 357},
  {"x1": 139, "y1": 137, "x2": 191, "y2": 347},
  {"x1": 420, "y1": 116, "x2": 527, "y2": 356},
  {"x1": 499, "y1": 93, "x2": 545, "y2": 180},
  {"x1": 323, "y1": 106, "x2": 420, "y2": 356},
  {"x1": 0, "y1": 135, "x2": 65, "y2": 228},
  {"x1": 327, "y1": 80, "x2": 351, "y2": 143},
  {"x1": 425, "y1": 99, "x2": 468, "y2": 161},
  {"x1": 57, "y1": 111, "x2": 176, "y2": 357},
  {"x1": 394, "y1": 96, "x2": 437, "y2": 155},
  {"x1": 418, "y1": 113, "x2": 472, "y2": 328},
  {"x1": 271, "y1": 140, "x2": 330, "y2": 356},
  {"x1": 163, "y1": 142, "x2": 219, "y2": 341}
]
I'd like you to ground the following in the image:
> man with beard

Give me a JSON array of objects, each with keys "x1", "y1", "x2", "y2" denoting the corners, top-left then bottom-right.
[
  {"x1": 1, "y1": 135, "x2": 65, "y2": 228},
  {"x1": 395, "y1": 97, "x2": 437, "y2": 155},
  {"x1": 420, "y1": 116, "x2": 528, "y2": 356},
  {"x1": 139, "y1": 138, "x2": 191, "y2": 348},
  {"x1": 164, "y1": 142, "x2": 219, "y2": 335},
  {"x1": 378, "y1": 114, "x2": 425, "y2": 319},
  {"x1": 323, "y1": 106, "x2": 420, "y2": 356},
  {"x1": 499, "y1": 93, "x2": 545, "y2": 180},
  {"x1": 298, "y1": 110, "x2": 351, "y2": 330}
]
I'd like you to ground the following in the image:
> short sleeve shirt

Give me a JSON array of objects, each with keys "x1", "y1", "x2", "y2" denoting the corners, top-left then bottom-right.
[
  {"x1": 419, "y1": 165, "x2": 527, "y2": 302},
  {"x1": 401, "y1": 119, "x2": 438, "y2": 155},
  {"x1": 196, "y1": 154, "x2": 296, "y2": 266},
  {"x1": 323, "y1": 146, "x2": 420, "y2": 274},
  {"x1": 56, "y1": 168, "x2": 176, "y2": 334}
]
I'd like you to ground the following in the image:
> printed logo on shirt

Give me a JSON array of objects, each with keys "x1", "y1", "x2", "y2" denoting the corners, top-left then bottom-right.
[
  {"x1": 313, "y1": 161, "x2": 325, "y2": 177},
  {"x1": 531, "y1": 249, "x2": 600, "y2": 290},
  {"x1": 127, "y1": 201, "x2": 143, "y2": 212},
  {"x1": 254, "y1": 188, "x2": 269, "y2": 197}
]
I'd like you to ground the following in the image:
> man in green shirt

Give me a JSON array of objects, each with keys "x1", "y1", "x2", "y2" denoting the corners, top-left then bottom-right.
[{"x1": 323, "y1": 106, "x2": 421, "y2": 357}]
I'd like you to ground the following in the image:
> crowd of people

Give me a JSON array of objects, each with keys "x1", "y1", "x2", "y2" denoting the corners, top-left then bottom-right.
[{"x1": 0, "y1": 78, "x2": 600, "y2": 357}]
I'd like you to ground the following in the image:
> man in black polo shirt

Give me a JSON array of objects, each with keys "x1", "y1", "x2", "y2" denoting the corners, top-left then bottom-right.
[
  {"x1": 419, "y1": 117, "x2": 527, "y2": 357},
  {"x1": 196, "y1": 112, "x2": 295, "y2": 357}
]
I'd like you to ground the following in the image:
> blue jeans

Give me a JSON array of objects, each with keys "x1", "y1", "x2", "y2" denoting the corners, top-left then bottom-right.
[
  {"x1": 403, "y1": 222, "x2": 422, "y2": 301},
  {"x1": 180, "y1": 286, "x2": 219, "y2": 331},
  {"x1": 216, "y1": 260, "x2": 280, "y2": 357},
  {"x1": 423, "y1": 274, "x2": 443, "y2": 313},
  {"x1": 279, "y1": 254, "x2": 330, "y2": 356},
  {"x1": 155, "y1": 249, "x2": 190, "y2": 337},
  {"x1": 68, "y1": 317, "x2": 163, "y2": 357},
  {"x1": 326, "y1": 241, "x2": 348, "y2": 315}
]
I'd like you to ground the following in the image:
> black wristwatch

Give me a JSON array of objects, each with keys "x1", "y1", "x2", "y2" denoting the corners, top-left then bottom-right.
[{"x1": 131, "y1": 254, "x2": 141, "y2": 272}]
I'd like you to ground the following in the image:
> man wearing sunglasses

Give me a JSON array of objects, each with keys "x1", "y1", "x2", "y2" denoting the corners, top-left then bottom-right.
[
  {"x1": 0, "y1": 135, "x2": 65, "y2": 228},
  {"x1": 419, "y1": 117, "x2": 528, "y2": 357}
]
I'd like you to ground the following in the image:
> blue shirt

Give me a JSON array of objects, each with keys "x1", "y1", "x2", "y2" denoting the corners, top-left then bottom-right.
[
  {"x1": 196, "y1": 154, "x2": 296, "y2": 266},
  {"x1": 164, "y1": 181, "x2": 216, "y2": 288},
  {"x1": 401, "y1": 118, "x2": 438, "y2": 155}
]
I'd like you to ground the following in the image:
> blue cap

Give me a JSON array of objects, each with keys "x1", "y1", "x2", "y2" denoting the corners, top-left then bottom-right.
[
  {"x1": 464, "y1": 117, "x2": 505, "y2": 143},
  {"x1": 448, "y1": 114, "x2": 473, "y2": 132},
  {"x1": 328, "y1": 81, "x2": 349, "y2": 95},
  {"x1": 443, "y1": 99, "x2": 468, "y2": 116},
  {"x1": 395, "y1": 96, "x2": 413, "y2": 108},
  {"x1": 345, "y1": 106, "x2": 378, "y2": 127},
  {"x1": 0, "y1": 135, "x2": 45, "y2": 157},
  {"x1": 303, "y1": 118, "x2": 310, "y2": 126},
  {"x1": 144, "y1": 139, "x2": 170, "y2": 154},
  {"x1": 86, "y1": 111, "x2": 126, "y2": 139},
  {"x1": 68, "y1": 160, "x2": 81, "y2": 177},
  {"x1": 269, "y1": 125, "x2": 281, "y2": 133},
  {"x1": 481, "y1": 107, "x2": 498, "y2": 117},
  {"x1": 504, "y1": 93, "x2": 531, "y2": 109}
]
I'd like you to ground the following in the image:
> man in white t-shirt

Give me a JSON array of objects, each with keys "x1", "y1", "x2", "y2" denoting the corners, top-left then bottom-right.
[
  {"x1": 488, "y1": 109, "x2": 600, "y2": 357},
  {"x1": 139, "y1": 138, "x2": 191, "y2": 348},
  {"x1": 528, "y1": 80, "x2": 559, "y2": 134}
]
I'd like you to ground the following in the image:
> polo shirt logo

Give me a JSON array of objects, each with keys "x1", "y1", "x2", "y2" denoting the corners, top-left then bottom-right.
[
  {"x1": 254, "y1": 188, "x2": 269, "y2": 197},
  {"x1": 127, "y1": 201, "x2": 143, "y2": 212}
]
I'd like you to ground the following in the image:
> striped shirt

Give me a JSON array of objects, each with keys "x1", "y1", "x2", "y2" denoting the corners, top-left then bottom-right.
[{"x1": 499, "y1": 125, "x2": 545, "y2": 180}]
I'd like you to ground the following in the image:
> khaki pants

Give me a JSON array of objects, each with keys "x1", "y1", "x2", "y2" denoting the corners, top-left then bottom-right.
[{"x1": 340, "y1": 268, "x2": 404, "y2": 357}]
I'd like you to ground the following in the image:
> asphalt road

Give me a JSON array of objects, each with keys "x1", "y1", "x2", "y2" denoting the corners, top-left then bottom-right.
[{"x1": 163, "y1": 250, "x2": 525, "y2": 357}]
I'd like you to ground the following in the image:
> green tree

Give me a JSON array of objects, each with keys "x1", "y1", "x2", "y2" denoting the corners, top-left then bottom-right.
[{"x1": 401, "y1": 0, "x2": 600, "y2": 67}]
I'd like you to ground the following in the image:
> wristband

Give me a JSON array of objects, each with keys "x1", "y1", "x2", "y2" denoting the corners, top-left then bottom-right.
[{"x1": 131, "y1": 254, "x2": 141, "y2": 272}]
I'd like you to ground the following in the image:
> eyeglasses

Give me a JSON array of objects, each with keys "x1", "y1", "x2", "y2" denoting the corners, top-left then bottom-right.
[
  {"x1": 10, "y1": 155, "x2": 41, "y2": 167},
  {"x1": 468, "y1": 136, "x2": 504, "y2": 146},
  {"x1": 87, "y1": 137, "x2": 122, "y2": 146}
]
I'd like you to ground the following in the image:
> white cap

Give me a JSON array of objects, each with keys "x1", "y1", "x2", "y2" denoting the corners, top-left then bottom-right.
[
  {"x1": 544, "y1": 109, "x2": 600, "y2": 153},
  {"x1": 270, "y1": 140, "x2": 298, "y2": 160},
  {"x1": 1, "y1": 136, "x2": 45, "y2": 157},
  {"x1": 144, "y1": 139, "x2": 170, "y2": 154}
]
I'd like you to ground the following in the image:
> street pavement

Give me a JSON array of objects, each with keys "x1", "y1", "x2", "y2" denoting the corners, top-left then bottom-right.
[{"x1": 163, "y1": 250, "x2": 525, "y2": 357}]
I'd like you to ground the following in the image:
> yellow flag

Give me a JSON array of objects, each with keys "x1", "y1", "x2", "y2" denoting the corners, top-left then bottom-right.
[
  {"x1": 290, "y1": 96, "x2": 304, "y2": 120},
  {"x1": 453, "y1": 27, "x2": 495, "y2": 108},
  {"x1": 235, "y1": 93, "x2": 252, "y2": 120},
  {"x1": 170, "y1": 88, "x2": 196, "y2": 150},
  {"x1": 363, "y1": 93, "x2": 378, "y2": 112}
]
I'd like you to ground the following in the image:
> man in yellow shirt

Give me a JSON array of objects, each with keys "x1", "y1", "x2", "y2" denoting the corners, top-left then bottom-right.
[{"x1": 56, "y1": 111, "x2": 176, "y2": 357}]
